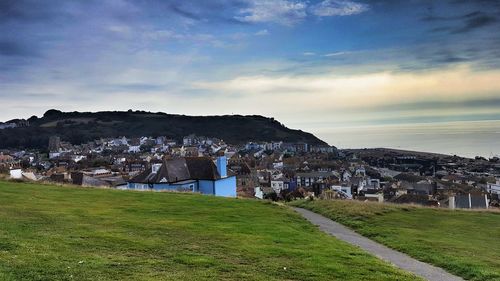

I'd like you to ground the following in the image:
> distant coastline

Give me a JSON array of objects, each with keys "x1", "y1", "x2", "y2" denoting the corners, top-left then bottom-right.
[{"x1": 317, "y1": 119, "x2": 500, "y2": 158}]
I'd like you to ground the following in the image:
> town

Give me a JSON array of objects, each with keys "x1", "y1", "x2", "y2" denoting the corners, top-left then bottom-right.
[{"x1": 1, "y1": 133, "x2": 499, "y2": 209}]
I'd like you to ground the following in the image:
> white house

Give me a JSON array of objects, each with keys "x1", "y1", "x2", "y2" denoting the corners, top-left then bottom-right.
[
  {"x1": 254, "y1": 187, "x2": 264, "y2": 199},
  {"x1": 331, "y1": 185, "x2": 352, "y2": 199},
  {"x1": 272, "y1": 161, "x2": 284, "y2": 169},
  {"x1": 9, "y1": 168, "x2": 23, "y2": 179},
  {"x1": 342, "y1": 170, "x2": 352, "y2": 182},
  {"x1": 128, "y1": 145, "x2": 141, "y2": 153},
  {"x1": 355, "y1": 166, "x2": 366, "y2": 177},
  {"x1": 49, "y1": 152, "x2": 61, "y2": 159},
  {"x1": 487, "y1": 180, "x2": 500, "y2": 195},
  {"x1": 271, "y1": 180, "x2": 285, "y2": 193}
]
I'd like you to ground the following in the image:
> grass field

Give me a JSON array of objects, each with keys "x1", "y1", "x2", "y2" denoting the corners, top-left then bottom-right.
[
  {"x1": 290, "y1": 199, "x2": 500, "y2": 281},
  {"x1": 0, "y1": 181, "x2": 419, "y2": 281}
]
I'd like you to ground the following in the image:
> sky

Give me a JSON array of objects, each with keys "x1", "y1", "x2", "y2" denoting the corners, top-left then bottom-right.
[{"x1": 1, "y1": 0, "x2": 500, "y2": 133}]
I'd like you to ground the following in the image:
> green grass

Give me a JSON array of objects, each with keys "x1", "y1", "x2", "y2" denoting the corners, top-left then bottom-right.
[
  {"x1": 0, "y1": 181, "x2": 419, "y2": 281},
  {"x1": 290, "y1": 199, "x2": 500, "y2": 281}
]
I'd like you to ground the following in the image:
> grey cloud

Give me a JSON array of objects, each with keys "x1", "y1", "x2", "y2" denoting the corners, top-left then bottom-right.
[
  {"x1": 422, "y1": 1, "x2": 500, "y2": 34},
  {"x1": 0, "y1": 0, "x2": 52, "y2": 23},
  {"x1": 453, "y1": 14, "x2": 497, "y2": 33},
  {"x1": 140, "y1": 0, "x2": 248, "y2": 24},
  {"x1": 0, "y1": 40, "x2": 37, "y2": 57}
]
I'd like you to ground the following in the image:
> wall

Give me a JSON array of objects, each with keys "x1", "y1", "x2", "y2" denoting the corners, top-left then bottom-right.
[
  {"x1": 214, "y1": 176, "x2": 237, "y2": 197},
  {"x1": 9, "y1": 169, "x2": 22, "y2": 179},
  {"x1": 128, "y1": 182, "x2": 149, "y2": 190},
  {"x1": 127, "y1": 178, "x2": 234, "y2": 197},
  {"x1": 128, "y1": 182, "x2": 198, "y2": 192},
  {"x1": 154, "y1": 182, "x2": 197, "y2": 192},
  {"x1": 199, "y1": 180, "x2": 215, "y2": 195}
]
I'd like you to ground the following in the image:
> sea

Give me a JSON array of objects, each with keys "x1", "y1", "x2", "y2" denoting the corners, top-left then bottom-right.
[{"x1": 312, "y1": 120, "x2": 500, "y2": 158}]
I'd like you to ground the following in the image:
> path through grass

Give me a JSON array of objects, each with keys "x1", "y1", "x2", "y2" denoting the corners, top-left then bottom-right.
[{"x1": 291, "y1": 199, "x2": 500, "y2": 281}]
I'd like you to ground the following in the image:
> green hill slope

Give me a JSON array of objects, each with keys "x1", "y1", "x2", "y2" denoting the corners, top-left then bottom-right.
[
  {"x1": 0, "y1": 109, "x2": 327, "y2": 149},
  {"x1": 0, "y1": 181, "x2": 416, "y2": 281},
  {"x1": 291, "y1": 200, "x2": 500, "y2": 281}
]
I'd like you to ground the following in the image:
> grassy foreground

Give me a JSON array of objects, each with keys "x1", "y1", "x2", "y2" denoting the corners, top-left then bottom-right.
[
  {"x1": 0, "y1": 181, "x2": 419, "y2": 281},
  {"x1": 290, "y1": 199, "x2": 500, "y2": 281}
]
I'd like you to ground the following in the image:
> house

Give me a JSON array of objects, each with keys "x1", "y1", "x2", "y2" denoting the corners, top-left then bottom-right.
[
  {"x1": 128, "y1": 138, "x2": 141, "y2": 153},
  {"x1": 9, "y1": 168, "x2": 41, "y2": 181},
  {"x1": 296, "y1": 171, "x2": 337, "y2": 187},
  {"x1": 9, "y1": 168, "x2": 22, "y2": 179},
  {"x1": 254, "y1": 186, "x2": 264, "y2": 199},
  {"x1": 245, "y1": 142, "x2": 261, "y2": 151},
  {"x1": 0, "y1": 154, "x2": 15, "y2": 168},
  {"x1": 183, "y1": 134, "x2": 198, "y2": 146},
  {"x1": 448, "y1": 193, "x2": 489, "y2": 209},
  {"x1": 254, "y1": 186, "x2": 275, "y2": 199},
  {"x1": 181, "y1": 146, "x2": 200, "y2": 157},
  {"x1": 341, "y1": 170, "x2": 352, "y2": 182},
  {"x1": 271, "y1": 179, "x2": 285, "y2": 193},
  {"x1": 331, "y1": 185, "x2": 352, "y2": 199},
  {"x1": 364, "y1": 192, "x2": 384, "y2": 202},
  {"x1": 487, "y1": 180, "x2": 500, "y2": 195},
  {"x1": 407, "y1": 180, "x2": 436, "y2": 196},
  {"x1": 310, "y1": 145, "x2": 336, "y2": 153},
  {"x1": 284, "y1": 178, "x2": 297, "y2": 191},
  {"x1": 72, "y1": 171, "x2": 126, "y2": 188},
  {"x1": 355, "y1": 166, "x2": 366, "y2": 177},
  {"x1": 127, "y1": 156, "x2": 236, "y2": 197},
  {"x1": 282, "y1": 143, "x2": 309, "y2": 153},
  {"x1": 125, "y1": 160, "x2": 148, "y2": 173},
  {"x1": 442, "y1": 174, "x2": 465, "y2": 184}
]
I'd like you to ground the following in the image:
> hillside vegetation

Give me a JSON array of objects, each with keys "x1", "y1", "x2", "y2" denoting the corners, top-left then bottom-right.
[
  {"x1": 0, "y1": 181, "x2": 417, "y2": 281},
  {"x1": 0, "y1": 110, "x2": 326, "y2": 149},
  {"x1": 291, "y1": 199, "x2": 500, "y2": 281}
]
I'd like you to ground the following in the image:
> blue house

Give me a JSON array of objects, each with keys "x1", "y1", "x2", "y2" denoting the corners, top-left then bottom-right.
[{"x1": 127, "y1": 156, "x2": 237, "y2": 197}]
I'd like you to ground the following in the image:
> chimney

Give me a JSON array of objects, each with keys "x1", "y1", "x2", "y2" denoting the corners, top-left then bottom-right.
[
  {"x1": 152, "y1": 163, "x2": 162, "y2": 174},
  {"x1": 216, "y1": 156, "x2": 227, "y2": 178}
]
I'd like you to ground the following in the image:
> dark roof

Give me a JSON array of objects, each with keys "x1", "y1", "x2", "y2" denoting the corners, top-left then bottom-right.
[
  {"x1": 129, "y1": 157, "x2": 222, "y2": 184},
  {"x1": 394, "y1": 173, "x2": 426, "y2": 183},
  {"x1": 185, "y1": 157, "x2": 220, "y2": 180}
]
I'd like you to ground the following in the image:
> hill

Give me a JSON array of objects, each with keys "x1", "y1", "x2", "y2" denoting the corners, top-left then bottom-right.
[
  {"x1": 0, "y1": 181, "x2": 418, "y2": 281},
  {"x1": 290, "y1": 199, "x2": 500, "y2": 281},
  {"x1": 0, "y1": 109, "x2": 327, "y2": 149}
]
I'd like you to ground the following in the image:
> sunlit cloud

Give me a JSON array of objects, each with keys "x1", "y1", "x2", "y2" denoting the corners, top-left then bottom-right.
[
  {"x1": 235, "y1": 0, "x2": 307, "y2": 26},
  {"x1": 192, "y1": 64, "x2": 500, "y2": 124},
  {"x1": 309, "y1": 0, "x2": 369, "y2": 17}
]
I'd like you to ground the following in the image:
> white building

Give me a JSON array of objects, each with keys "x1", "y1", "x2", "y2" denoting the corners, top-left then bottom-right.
[
  {"x1": 128, "y1": 145, "x2": 141, "y2": 153},
  {"x1": 9, "y1": 168, "x2": 22, "y2": 179},
  {"x1": 331, "y1": 185, "x2": 352, "y2": 199},
  {"x1": 254, "y1": 187, "x2": 264, "y2": 199},
  {"x1": 487, "y1": 180, "x2": 500, "y2": 195},
  {"x1": 271, "y1": 180, "x2": 285, "y2": 193}
]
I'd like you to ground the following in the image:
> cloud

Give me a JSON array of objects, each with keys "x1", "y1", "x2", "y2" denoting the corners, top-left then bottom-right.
[
  {"x1": 454, "y1": 13, "x2": 496, "y2": 33},
  {"x1": 309, "y1": 0, "x2": 368, "y2": 17},
  {"x1": 324, "y1": 51, "x2": 349, "y2": 57},
  {"x1": 422, "y1": 5, "x2": 499, "y2": 34},
  {"x1": 0, "y1": 40, "x2": 37, "y2": 57},
  {"x1": 303, "y1": 52, "x2": 316, "y2": 56},
  {"x1": 192, "y1": 64, "x2": 500, "y2": 117},
  {"x1": 146, "y1": 30, "x2": 223, "y2": 46},
  {"x1": 254, "y1": 29, "x2": 269, "y2": 36},
  {"x1": 234, "y1": 0, "x2": 307, "y2": 26}
]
